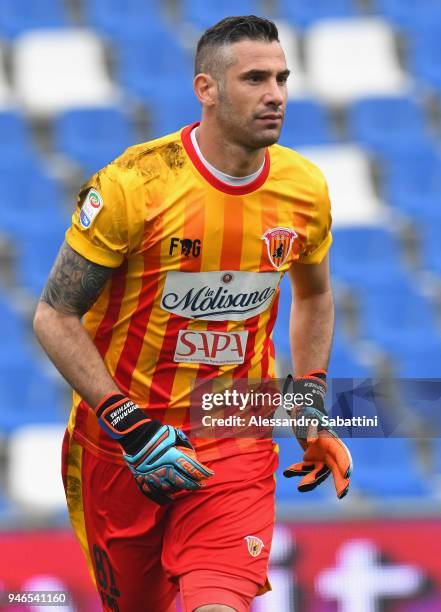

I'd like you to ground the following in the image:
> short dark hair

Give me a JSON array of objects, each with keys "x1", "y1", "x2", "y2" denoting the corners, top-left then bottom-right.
[{"x1": 194, "y1": 15, "x2": 279, "y2": 77}]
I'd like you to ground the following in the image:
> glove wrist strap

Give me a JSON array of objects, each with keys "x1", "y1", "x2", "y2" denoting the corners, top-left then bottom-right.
[
  {"x1": 283, "y1": 373, "x2": 327, "y2": 415},
  {"x1": 95, "y1": 393, "x2": 163, "y2": 453}
]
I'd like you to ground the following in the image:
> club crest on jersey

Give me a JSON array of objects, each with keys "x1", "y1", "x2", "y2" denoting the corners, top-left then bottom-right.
[
  {"x1": 262, "y1": 227, "x2": 297, "y2": 269},
  {"x1": 79, "y1": 188, "x2": 103, "y2": 229},
  {"x1": 244, "y1": 535, "x2": 265, "y2": 557}
]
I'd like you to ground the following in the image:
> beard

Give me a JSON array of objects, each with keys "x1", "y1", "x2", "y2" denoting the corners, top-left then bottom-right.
[{"x1": 216, "y1": 89, "x2": 283, "y2": 150}]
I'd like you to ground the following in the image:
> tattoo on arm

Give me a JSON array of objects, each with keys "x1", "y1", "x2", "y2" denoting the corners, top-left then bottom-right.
[{"x1": 41, "y1": 241, "x2": 113, "y2": 316}]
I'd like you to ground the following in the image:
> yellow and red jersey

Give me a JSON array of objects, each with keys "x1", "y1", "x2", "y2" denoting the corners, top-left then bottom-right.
[{"x1": 65, "y1": 122, "x2": 332, "y2": 462}]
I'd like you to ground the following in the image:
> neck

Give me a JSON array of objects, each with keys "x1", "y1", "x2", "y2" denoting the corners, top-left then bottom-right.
[{"x1": 196, "y1": 120, "x2": 266, "y2": 177}]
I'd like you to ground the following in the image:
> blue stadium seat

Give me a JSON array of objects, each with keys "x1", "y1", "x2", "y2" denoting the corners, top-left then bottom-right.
[
  {"x1": 375, "y1": 0, "x2": 441, "y2": 31},
  {"x1": 347, "y1": 97, "x2": 431, "y2": 158},
  {"x1": 0, "y1": 350, "x2": 66, "y2": 433},
  {"x1": 54, "y1": 107, "x2": 136, "y2": 176},
  {"x1": 349, "y1": 437, "x2": 432, "y2": 497},
  {"x1": 410, "y1": 26, "x2": 441, "y2": 93},
  {"x1": 116, "y1": 30, "x2": 193, "y2": 105},
  {"x1": 359, "y1": 286, "x2": 440, "y2": 354},
  {"x1": 328, "y1": 337, "x2": 371, "y2": 379},
  {"x1": 0, "y1": 162, "x2": 69, "y2": 239},
  {"x1": 0, "y1": 0, "x2": 68, "y2": 38},
  {"x1": 15, "y1": 226, "x2": 66, "y2": 297},
  {"x1": 420, "y1": 221, "x2": 441, "y2": 277},
  {"x1": 331, "y1": 227, "x2": 408, "y2": 291},
  {"x1": 397, "y1": 374, "x2": 441, "y2": 435},
  {"x1": 84, "y1": 0, "x2": 163, "y2": 38},
  {"x1": 278, "y1": 0, "x2": 356, "y2": 28},
  {"x1": 147, "y1": 93, "x2": 201, "y2": 139},
  {"x1": 0, "y1": 291, "x2": 26, "y2": 343},
  {"x1": 279, "y1": 100, "x2": 336, "y2": 148},
  {"x1": 394, "y1": 338, "x2": 441, "y2": 378},
  {"x1": 382, "y1": 149, "x2": 441, "y2": 219},
  {"x1": 0, "y1": 111, "x2": 37, "y2": 163},
  {"x1": 181, "y1": 0, "x2": 260, "y2": 31}
]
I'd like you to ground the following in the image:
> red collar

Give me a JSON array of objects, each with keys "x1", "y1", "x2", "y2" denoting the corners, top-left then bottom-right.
[{"x1": 180, "y1": 122, "x2": 270, "y2": 196}]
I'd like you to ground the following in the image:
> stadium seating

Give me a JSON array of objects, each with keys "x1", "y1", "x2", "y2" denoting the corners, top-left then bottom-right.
[
  {"x1": 375, "y1": 0, "x2": 441, "y2": 32},
  {"x1": 84, "y1": 0, "x2": 164, "y2": 38},
  {"x1": 13, "y1": 29, "x2": 119, "y2": 115},
  {"x1": 0, "y1": 346, "x2": 66, "y2": 434},
  {"x1": 420, "y1": 221, "x2": 441, "y2": 277},
  {"x1": 298, "y1": 145, "x2": 384, "y2": 226},
  {"x1": 0, "y1": 162, "x2": 68, "y2": 238},
  {"x1": 115, "y1": 28, "x2": 192, "y2": 105},
  {"x1": 330, "y1": 227, "x2": 407, "y2": 290},
  {"x1": 0, "y1": 0, "x2": 441, "y2": 519},
  {"x1": 276, "y1": 22, "x2": 309, "y2": 99},
  {"x1": 279, "y1": 99, "x2": 336, "y2": 147},
  {"x1": 278, "y1": 0, "x2": 356, "y2": 28},
  {"x1": 6, "y1": 425, "x2": 67, "y2": 512},
  {"x1": 347, "y1": 96, "x2": 432, "y2": 158},
  {"x1": 304, "y1": 18, "x2": 409, "y2": 105},
  {"x1": 0, "y1": 110, "x2": 37, "y2": 162},
  {"x1": 349, "y1": 437, "x2": 432, "y2": 497},
  {"x1": 382, "y1": 148, "x2": 441, "y2": 219},
  {"x1": 359, "y1": 286, "x2": 440, "y2": 354},
  {"x1": 147, "y1": 91, "x2": 201, "y2": 138},
  {"x1": 181, "y1": 0, "x2": 260, "y2": 31},
  {"x1": 0, "y1": 291, "x2": 26, "y2": 343},
  {"x1": 54, "y1": 107, "x2": 136, "y2": 176},
  {"x1": 409, "y1": 26, "x2": 441, "y2": 94},
  {"x1": 0, "y1": 44, "x2": 14, "y2": 107},
  {"x1": 0, "y1": 0, "x2": 68, "y2": 39}
]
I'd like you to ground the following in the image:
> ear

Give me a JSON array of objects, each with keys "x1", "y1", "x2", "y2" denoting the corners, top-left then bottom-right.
[{"x1": 194, "y1": 73, "x2": 218, "y2": 107}]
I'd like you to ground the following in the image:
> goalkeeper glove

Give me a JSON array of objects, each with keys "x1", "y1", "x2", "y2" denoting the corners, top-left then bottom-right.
[
  {"x1": 95, "y1": 394, "x2": 214, "y2": 505},
  {"x1": 282, "y1": 373, "x2": 352, "y2": 499}
]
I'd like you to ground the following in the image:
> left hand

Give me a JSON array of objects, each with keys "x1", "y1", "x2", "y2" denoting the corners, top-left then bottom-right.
[{"x1": 282, "y1": 374, "x2": 352, "y2": 499}]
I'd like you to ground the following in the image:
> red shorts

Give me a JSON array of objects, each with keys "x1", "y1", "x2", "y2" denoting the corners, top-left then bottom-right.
[{"x1": 61, "y1": 430, "x2": 278, "y2": 612}]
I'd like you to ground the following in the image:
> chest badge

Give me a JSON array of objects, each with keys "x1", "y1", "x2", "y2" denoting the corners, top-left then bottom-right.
[{"x1": 262, "y1": 227, "x2": 297, "y2": 269}]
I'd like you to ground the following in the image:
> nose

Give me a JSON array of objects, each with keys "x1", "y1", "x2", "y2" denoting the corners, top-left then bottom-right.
[{"x1": 263, "y1": 78, "x2": 284, "y2": 108}]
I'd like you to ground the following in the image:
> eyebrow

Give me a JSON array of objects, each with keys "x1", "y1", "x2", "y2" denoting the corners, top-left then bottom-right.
[{"x1": 240, "y1": 68, "x2": 291, "y2": 79}]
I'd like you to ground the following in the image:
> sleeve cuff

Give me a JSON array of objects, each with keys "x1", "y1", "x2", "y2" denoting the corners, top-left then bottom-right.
[
  {"x1": 65, "y1": 227, "x2": 124, "y2": 268},
  {"x1": 298, "y1": 232, "x2": 332, "y2": 265}
]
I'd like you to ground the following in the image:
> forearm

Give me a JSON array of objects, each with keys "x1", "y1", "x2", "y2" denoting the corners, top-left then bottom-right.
[
  {"x1": 290, "y1": 287, "x2": 334, "y2": 376},
  {"x1": 33, "y1": 301, "x2": 120, "y2": 407}
]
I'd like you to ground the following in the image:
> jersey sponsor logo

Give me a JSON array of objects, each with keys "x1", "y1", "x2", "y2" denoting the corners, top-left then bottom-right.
[
  {"x1": 161, "y1": 271, "x2": 280, "y2": 321},
  {"x1": 79, "y1": 188, "x2": 103, "y2": 229},
  {"x1": 244, "y1": 535, "x2": 265, "y2": 557},
  {"x1": 169, "y1": 237, "x2": 201, "y2": 258},
  {"x1": 173, "y1": 330, "x2": 249, "y2": 365},
  {"x1": 262, "y1": 227, "x2": 297, "y2": 269}
]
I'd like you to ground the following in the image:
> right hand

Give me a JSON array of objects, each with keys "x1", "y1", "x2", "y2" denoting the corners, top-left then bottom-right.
[{"x1": 96, "y1": 394, "x2": 214, "y2": 505}]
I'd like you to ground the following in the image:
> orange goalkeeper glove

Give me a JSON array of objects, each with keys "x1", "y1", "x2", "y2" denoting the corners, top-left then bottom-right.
[{"x1": 282, "y1": 373, "x2": 352, "y2": 499}]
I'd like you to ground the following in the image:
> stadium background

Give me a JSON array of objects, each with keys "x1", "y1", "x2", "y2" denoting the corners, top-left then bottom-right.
[{"x1": 0, "y1": 0, "x2": 441, "y2": 610}]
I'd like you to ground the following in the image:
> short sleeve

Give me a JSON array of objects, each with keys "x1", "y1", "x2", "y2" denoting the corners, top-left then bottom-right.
[
  {"x1": 297, "y1": 169, "x2": 332, "y2": 265},
  {"x1": 65, "y1": 164, "x2": 128, "y2": 268}
]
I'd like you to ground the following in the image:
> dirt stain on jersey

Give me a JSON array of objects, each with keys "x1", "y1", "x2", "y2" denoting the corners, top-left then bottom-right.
[{"x1": 160, "y1": 143, "x2": 186, "y2": 169}]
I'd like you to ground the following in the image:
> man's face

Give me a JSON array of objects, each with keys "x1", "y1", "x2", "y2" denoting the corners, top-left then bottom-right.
[{"x1": 215, "y1": 39, "x2": 289, "y2": 149}]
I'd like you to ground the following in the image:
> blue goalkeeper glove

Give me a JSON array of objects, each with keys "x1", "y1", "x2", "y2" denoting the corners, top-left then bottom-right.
[
  {"x1": 282, "y1": 373, "x2": 352, "y2": 499},
  {"x1": 95, "y1": 394, "x2": 214, "y2": 505}
]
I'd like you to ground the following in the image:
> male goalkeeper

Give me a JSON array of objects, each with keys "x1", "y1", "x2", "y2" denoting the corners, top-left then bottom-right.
[{"x1": 34, "y1": 15, "x2": 351, "y2": 612}]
